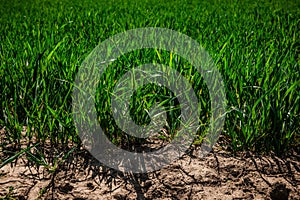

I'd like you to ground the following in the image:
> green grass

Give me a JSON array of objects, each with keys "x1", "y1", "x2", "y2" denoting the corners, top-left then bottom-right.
[{"x1": 0, "y1": 0, "x2": 299, "y2": 168}]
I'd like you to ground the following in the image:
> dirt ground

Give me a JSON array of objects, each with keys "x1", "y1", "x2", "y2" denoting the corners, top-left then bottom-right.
[{"x1": 0, "y1": 142, "x2": 299, "y2": 200}]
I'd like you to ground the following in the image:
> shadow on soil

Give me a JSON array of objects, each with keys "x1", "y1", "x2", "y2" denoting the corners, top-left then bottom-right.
[{"x1": 0, "y1": 145, "x2": 299, "y2": 199}]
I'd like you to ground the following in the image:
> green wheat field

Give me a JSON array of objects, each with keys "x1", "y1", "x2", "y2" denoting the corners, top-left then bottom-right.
[{"x1": 0, "y1": 0, "x2": 299, "y2": 170}]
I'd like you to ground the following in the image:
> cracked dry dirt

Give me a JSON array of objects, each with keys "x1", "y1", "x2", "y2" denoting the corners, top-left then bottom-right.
[{"x1": 0, "y1": 144, "x2": 299, "y2": 200}]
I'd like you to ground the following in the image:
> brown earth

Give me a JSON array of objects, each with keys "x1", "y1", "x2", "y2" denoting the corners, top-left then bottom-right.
[{"x1": 0, "y1": 142, "x2": 299, "y2": 200}]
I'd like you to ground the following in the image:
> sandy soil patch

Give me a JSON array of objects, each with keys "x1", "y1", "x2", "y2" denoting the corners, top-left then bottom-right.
[{"x1": 0, "y1": 143, "x2": 299, "y2": 200}]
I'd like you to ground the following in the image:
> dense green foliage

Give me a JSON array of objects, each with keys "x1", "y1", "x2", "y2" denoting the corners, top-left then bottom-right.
[{"x1": 0, "y1": 0, "x2": 299, "y2": 166}]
